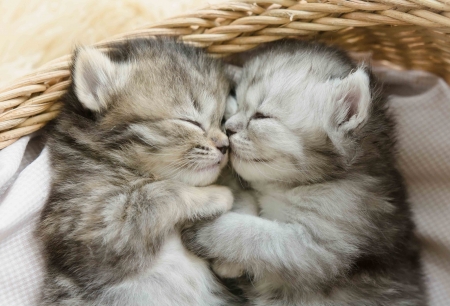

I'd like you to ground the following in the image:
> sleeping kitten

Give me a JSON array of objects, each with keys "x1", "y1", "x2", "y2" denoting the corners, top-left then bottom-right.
[
  {"x1": 37, "y1": 38, "x2": 238, "y2": 306},
  {"x1": 183, "y1": 40, "x2": 427, "y2": 305}
]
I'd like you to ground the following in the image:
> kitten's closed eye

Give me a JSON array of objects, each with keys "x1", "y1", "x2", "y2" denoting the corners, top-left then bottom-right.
[
  {"x1": 180, "y1": 119, "x2": 204, "y2": 131},
  {"x1": 252, "y1": 112, "x2": 271, "y2": 120}
]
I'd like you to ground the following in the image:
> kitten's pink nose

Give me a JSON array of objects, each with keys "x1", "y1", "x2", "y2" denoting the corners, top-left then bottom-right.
[
  {"x1": 226, "y1": 129, "x2": 236, "y2": 137},
  {"x1": 216, "y1": 145, "x2": 229, "y2": 155},
  {"x1": 210, "y1": 130, "x2": 229, "y2": 155}
]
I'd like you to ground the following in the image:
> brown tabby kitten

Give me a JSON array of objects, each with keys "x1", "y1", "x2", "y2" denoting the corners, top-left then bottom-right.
[{"x1": 37, "y1": 38, "x2": 238, "y2": 306}]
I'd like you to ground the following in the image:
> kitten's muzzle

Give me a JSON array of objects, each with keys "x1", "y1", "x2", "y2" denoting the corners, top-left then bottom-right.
[
  {"x1": 217, "y1": 145, "x2": 229, "y2": 155},
  {"x1": 226, "y1": 129, "x2": 236, "y2": 137},
  {"x1": 210, "y1": 131, "x2": 229, "y2": 156}
]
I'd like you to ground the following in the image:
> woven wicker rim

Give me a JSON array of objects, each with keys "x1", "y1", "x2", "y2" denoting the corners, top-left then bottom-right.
[{"x1": 1, "y1": 0, "x2": 450, "y2": 149}]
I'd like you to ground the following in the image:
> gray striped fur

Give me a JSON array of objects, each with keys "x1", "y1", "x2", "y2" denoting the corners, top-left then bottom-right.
[{"x1": 37, "y1": 38, "x2": 239, "y2": 306}]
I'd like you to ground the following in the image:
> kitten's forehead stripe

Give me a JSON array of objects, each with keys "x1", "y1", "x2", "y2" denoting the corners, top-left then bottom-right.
[{"x1": 103, "y1": 38, "x2": 229, "y2": 131}]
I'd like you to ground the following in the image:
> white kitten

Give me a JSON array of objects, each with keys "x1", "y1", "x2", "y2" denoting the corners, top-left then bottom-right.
[{"x1": 183, "y1": 40, "x2": 426, "y2": 306}]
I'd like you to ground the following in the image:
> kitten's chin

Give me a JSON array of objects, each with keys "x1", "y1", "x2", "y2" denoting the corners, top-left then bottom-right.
[
  {"x1": 174, "y1": 165, "x2": 223, "y2": 187},
  {"x1": 230, "y1": 154, "x2": 296, "y2": 183},
  {"x1": 151, "y1": 154, "x2": 228, "y2": 186}
]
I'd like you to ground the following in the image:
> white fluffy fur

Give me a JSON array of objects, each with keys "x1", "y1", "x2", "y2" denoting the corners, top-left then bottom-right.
[
  {"x1": 0, "y1": 0, "x2": 222, "y2": 88},
  {"x1": 225, "y1": 64, "x2": 370, "y2": 183}
]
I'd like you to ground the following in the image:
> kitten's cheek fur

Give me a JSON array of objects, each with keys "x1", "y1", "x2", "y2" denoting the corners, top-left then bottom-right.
[
  {"x1": 177, "y1": 154, "x2": 228, "y2": 187},
  {"x1": 197, "y1": 161, "x2": 227, "y2": 186},
  {"x1": 189, "y1": 169, "x2": 221, "y2": 187}
]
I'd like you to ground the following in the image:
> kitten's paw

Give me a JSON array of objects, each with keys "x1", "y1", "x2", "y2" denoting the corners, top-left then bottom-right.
[
  {"x1": 212, "y1": 261, "x2": 244, "y2": 279},
  {"x1": 203, "y1": 185, "x2": 233, "y2": 215}
]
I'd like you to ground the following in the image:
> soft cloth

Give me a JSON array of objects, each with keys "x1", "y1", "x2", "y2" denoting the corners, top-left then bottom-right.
[{"x1": 0, "y1": 68, "x2": 449, "y2": 305}]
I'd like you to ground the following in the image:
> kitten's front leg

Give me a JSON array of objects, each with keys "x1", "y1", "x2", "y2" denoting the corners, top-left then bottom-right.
[
  {"x1": 144, "y1": 181, "x2": 234, "y2": 234},
  {"x1": 231, "y1": 190, "x2": 259, "y2": 216},
  {"x1": 183, "y1": 212, "x2": 363, "y2": 291},
  {"x1": 212, "y1": 260, "x2": 245, "y2": 279},
  {"x1": 182, "y1": 189, "x2": 257, "y2": 262},
  {"x1": 208, "y1": 190, "x2": 257, "y2": 279},
  {"x1": 37, "y1": 180, "x2": 233, "y2": 293}
]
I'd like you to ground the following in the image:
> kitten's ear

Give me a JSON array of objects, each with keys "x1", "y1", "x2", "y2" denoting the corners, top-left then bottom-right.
[
  {"x1": 73, "y1": 47, "x2": 130, "y2": 112},
  {"x1": 331, "y1": 67, "x2": 371, "y2": 131},
  {"x1": 225, "y1": 64, "x2": 242, "y2": 85}
]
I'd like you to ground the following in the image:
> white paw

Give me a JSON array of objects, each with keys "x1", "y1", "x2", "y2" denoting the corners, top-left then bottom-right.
[
  {"x1": 212, "y1": 261, "x2": 244, "y2": 279},
  {"x1": 206, "y1": 185, "x2": 234, "y2": 213}
]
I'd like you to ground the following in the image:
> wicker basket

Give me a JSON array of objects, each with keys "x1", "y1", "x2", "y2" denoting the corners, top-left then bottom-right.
[{"x1": 1, "y1": 0, "x2": 449, "y2": 149}]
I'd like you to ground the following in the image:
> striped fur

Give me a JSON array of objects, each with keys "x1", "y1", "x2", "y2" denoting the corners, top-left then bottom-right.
[
  {"x1": 37, "y1": 38, "x2": 239, "y2": 306},
  {"x1": 183, "y1": 40, "x2": 427, "y2": 306}
]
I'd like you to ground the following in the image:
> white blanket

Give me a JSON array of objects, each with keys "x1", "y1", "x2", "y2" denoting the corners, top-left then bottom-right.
[{"x1": 0, "y1": 68, "x2": 449, "y2": 306}]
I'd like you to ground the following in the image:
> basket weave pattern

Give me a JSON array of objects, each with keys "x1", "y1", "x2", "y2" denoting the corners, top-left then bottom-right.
[{"x1": 1, "y1": 0, "x2": 450, "y2": 149}]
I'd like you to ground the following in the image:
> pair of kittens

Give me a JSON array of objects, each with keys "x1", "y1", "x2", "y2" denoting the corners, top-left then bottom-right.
[{"x1": 38, "y1": 38, "x2": 426, "y2": 305}]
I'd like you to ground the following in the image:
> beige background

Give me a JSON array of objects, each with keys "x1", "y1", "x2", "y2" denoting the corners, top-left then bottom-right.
[{"x1": 0, "y1": 0, "x2": 221, "y2": 87}]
